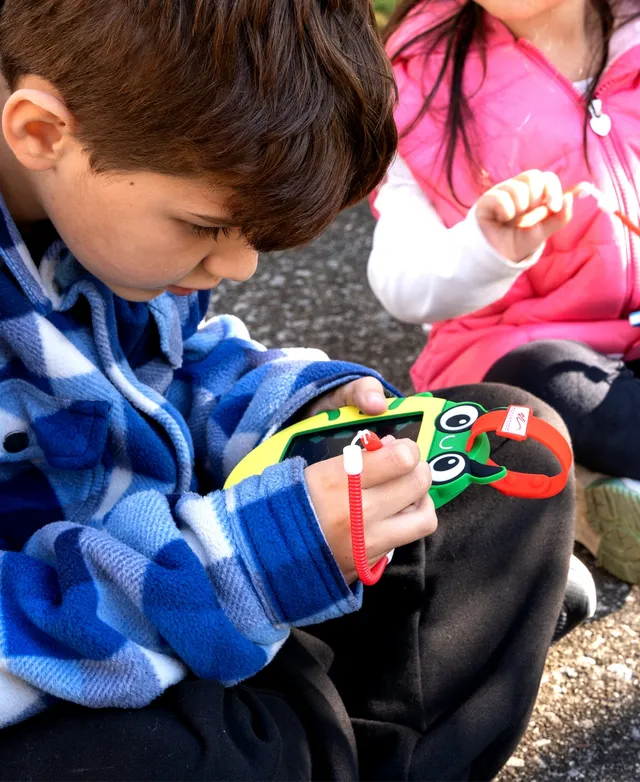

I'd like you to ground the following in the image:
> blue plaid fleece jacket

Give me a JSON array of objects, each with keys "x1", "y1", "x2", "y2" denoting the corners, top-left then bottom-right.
[{"x1": 0, "y1": 198, "x2": 388, "y2": 728}]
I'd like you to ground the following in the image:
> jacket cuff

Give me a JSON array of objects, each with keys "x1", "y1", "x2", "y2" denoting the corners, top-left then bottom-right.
[{"x1": 232, "y1": 458, "x2": 362, "y2": 627}]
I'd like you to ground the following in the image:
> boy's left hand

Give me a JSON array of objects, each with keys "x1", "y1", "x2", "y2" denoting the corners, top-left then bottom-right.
[{"x1": 305, "y1": 377, "x2": 388, "y2": 418}]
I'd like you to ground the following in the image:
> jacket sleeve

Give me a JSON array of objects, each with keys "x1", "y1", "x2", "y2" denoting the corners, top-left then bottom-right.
[
  {"x1": 367, "y1": 156, "x2": 544, "y2": 325},
  {"x1": 1, "y1": 317, "x2": 393, "y2": 728},
  {"x1": 167, "y1": 310, "x2": 395, "y2": 490},
  {"x1": 0, "y1": 459, "x2": 362, "y2": 727}
]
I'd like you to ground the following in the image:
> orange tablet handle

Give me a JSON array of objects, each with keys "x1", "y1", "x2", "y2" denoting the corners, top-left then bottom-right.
[{"x1": 466, "y1": 408, "x2": 573, "y2": 499}]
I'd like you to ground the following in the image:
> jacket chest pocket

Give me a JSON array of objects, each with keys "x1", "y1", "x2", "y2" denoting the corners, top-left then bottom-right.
[{"x1": 0, "y1": 380, "x2": 111, "y2": 550}]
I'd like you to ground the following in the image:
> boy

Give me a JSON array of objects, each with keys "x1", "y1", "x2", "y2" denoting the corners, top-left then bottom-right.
[{"x1": 0, "y1": 1, "x2": 585, "y2": 780}]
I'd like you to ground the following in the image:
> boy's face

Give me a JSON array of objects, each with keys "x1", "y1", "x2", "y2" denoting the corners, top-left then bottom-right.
[{"x1": 36, "y1": 155, "x2": 258, "y2": 302}]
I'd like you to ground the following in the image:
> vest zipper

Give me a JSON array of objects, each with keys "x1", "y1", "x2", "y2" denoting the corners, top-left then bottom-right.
[{"x1": 517, "y1": 39, "x2": 639, "y2": 317}]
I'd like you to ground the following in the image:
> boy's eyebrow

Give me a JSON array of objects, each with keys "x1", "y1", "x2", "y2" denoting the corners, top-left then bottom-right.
[{"x1": 186, "y1": 212, "x2": 236, "y2": 227}]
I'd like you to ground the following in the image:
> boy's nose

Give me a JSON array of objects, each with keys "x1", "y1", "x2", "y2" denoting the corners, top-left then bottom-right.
[{"x1": 202, "y1": 247, "x2": 258, "y2": 282}]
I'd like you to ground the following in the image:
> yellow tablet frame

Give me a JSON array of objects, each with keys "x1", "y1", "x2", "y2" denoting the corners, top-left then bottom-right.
[{"x1": 224, "y1": 393, "x2": 445, "y2": 489}]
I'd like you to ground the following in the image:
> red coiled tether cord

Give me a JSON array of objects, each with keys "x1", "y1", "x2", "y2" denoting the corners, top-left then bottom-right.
[{"x1": 343, "y1": 430, "x2": 390, "y2": 586}]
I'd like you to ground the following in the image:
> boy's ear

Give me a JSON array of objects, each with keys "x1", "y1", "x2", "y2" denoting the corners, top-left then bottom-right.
[{"x1": 2, "y1": 84, "x2": 74, "y2": 172}]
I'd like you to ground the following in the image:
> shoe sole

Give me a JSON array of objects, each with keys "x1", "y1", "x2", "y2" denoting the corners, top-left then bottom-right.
[{"x1": 585, "y1": 480, "x2": 640, "y2": 584}]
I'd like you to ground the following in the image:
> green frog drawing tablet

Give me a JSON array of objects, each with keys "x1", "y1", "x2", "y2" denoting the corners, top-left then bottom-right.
[{"x1": 224, "y1": 393, "x2": 572, "y2": 508}]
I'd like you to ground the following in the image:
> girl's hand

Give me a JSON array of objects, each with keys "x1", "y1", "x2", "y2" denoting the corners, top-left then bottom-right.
[
  {"x1": 305, "y1": 438, "x2": 437, "y2": 583},
  {"x1": 476, "y1": 170, "x2": 574, "y2": 262}
]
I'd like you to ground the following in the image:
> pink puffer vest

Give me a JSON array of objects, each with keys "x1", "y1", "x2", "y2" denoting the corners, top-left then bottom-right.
[{"x1": 389, "y1": 5, "x2": 640, "y2": 390}]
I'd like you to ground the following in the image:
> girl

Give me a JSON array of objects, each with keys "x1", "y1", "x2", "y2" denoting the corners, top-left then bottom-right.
[{"x1": 368, "y1": 0, "x2": 640, "y2": 584}]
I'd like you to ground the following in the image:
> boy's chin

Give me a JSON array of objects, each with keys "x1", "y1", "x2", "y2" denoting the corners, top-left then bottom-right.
[{"x1": 106, "y1": 283, "x2": 165, "y2": 302}]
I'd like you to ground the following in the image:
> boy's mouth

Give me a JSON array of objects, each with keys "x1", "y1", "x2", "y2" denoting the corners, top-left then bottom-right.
[
  {"x1": 167, "y1": 284, "x2": 198, "y2": 296},
  {"x1": 166, "y1": 278, "x2": 222, "y2": 297}
]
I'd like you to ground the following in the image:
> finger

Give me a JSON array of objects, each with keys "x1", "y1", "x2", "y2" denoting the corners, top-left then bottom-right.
[
  {"x1": 536, "y1": 192, "x2": 574, "y2": 237},
  {"x1": 493, "y1": 172, "x2": 564, "y2": 228},
  {"x1": 516, "y1": 204, "x2": 550, "y2": 229},
  {"x1": 517, "y1": 192, "x2": 573, "y2": 240},
  {"x1": 362, "y1": 459, "x2": 432, "y2": 519},
  {"x1": 477, "y1": 188, "x2": 519, "y2": 224},
  {"x1": 513, "y1": 169, "x2": 546, "y2": 206},
  {"x1": 540, "y1": 171, "x2": 565, "y2": 213},
  {"x1": 305, "y1": 437, "x2": 421, "y2": 501},
  {"x1": 365, "y1": 493, "x2": 438, "y2": 559},
  {"x1": 513, "y1": 170, "x2": 564, "y2": 213},
  {"x1": 341, "y1": 377, "x2": 388, "y2": 415},
  {"x1": 516, "y1": 181, "x2": 572, "y2": 229},
  {"x1": 305, "y1": 386, "x2": 343, "y2": 416},
  {"x1": 360, "y1": 437, "x2": 422, "y2": 489},
  {"x1": 306, "y1": 377, "x2": 386, "y2": 417},
  {"x1": 495, "y1": 179, "x2": 536, "y2": 216}
]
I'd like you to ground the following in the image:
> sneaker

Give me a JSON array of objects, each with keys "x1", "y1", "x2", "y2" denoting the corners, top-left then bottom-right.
[
  {"x1": 552, "y1": 554, "x2": 597, "y2": 644},
  {"x1": 576, "y1": 465, "x2": 640, "y2": 584}
]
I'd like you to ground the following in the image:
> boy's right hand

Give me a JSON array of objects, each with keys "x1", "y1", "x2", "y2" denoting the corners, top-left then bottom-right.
[
  {"x1": 305, "y1": 438, "x2": 437, "y2": 583},
  {"x1": 476, "y1": 170, "x2": 574, "y2": 263}
]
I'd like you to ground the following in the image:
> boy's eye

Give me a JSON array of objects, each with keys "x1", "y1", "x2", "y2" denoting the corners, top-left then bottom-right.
[{"x1": 189, "y1": 224, "x2": 232, "y2": 241}]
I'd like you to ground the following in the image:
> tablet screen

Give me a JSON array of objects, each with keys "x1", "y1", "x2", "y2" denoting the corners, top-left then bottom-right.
[{"x1": 283, "y1": 413, "x2": 423, "y2": 466}]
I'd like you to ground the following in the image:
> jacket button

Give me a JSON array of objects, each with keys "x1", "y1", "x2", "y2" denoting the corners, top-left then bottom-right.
[{"x1": 3, "y1": 431, "x2": 29, "y2": 454}]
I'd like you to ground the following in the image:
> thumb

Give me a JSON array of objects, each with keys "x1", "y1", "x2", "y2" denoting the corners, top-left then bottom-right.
[{"x1": 335, "y1": 378, "x2": 388, "y2": 416}]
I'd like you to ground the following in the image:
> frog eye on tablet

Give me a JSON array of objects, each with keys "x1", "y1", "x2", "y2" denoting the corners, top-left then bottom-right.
[
  {"x1": 436, "y1": 404, "x2": 481, "y2": 433},
  {"x1": 428, "y1": 453, "x2": 468, "y2": 484}
]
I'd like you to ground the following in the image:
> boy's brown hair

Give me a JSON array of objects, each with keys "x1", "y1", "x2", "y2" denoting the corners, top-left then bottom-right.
[{"x1": 0, "y1": 0, "x2": 397, "y2": 251}]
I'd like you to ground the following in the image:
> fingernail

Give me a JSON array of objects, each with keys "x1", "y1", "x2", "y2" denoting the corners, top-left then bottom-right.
[
  {"x1": 392, "y1": 439, "x2": 413, "y2": 455},
  {"x1": 366, "y1": 392, "x2": 386, "y2": 409},
  {"x1": 381, "y1": 435, "x2": 396, "y2": 444}
]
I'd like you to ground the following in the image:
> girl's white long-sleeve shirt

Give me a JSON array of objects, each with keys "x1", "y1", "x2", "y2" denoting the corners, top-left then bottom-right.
[{"x1": 367, "y1": 155, "x2": 542, "y2": 326}]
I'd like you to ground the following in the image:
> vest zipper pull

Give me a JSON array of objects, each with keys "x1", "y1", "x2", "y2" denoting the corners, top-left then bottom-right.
[{"x1": 588, "y1": 99, "x2": 612, "y2": 137}]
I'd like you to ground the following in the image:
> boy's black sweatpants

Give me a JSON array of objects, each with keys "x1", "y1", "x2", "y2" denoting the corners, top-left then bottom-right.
[
  {"x1": 0, "y1": 384, "x2": 574, "y2": 782},
  {"x1": 485, "y1": 339, "x2": 640, "y2": 479}
]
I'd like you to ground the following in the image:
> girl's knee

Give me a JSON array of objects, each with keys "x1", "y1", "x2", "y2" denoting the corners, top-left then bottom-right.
[{"x1": 484, "y1": 340, "x2": 594, "y2": 403}]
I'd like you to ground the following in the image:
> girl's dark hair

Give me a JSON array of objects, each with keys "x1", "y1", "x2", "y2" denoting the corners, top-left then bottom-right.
[{"x1": 385, "y1": 0, "x2": 640, "y2": 201}]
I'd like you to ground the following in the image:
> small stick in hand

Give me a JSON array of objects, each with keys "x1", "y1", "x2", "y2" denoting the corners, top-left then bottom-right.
[
  {"x1": 517, "y1": 182, "x2": 640, "y2": 239},
  {"x1": 574, "y1": 182, "x2": 640, "y2": 239}
]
